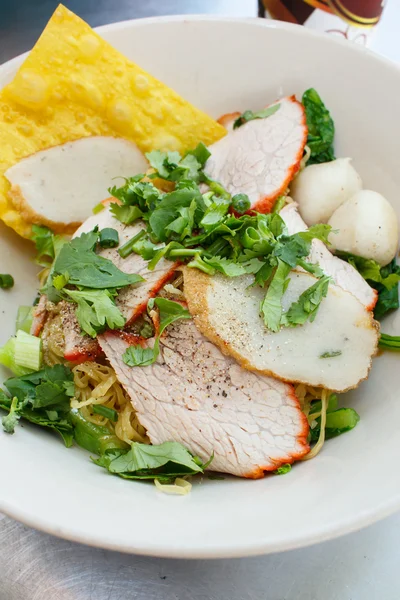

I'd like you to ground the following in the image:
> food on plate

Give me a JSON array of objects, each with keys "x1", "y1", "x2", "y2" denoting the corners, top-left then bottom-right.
[
  {"x1": 290, "y1": 158, "x2": 362, "y2": 225},
  {"x1": 204, "y1": 96, "x2": 307, "y2": 213},
  {"x1": 5, "y1": 137, "x2": 148, "y2": 233},
  {"x1": 1, "y1": 6, "x2": 400, "y2": 494},
  {"x1": 0, "y1": 4, "x2": 225, "y2": 238},
  {"x1": 99, "y1": 319, "x2": 310, "y2": 478},
  {"x1": 328, "y1": 190, "x2": 399, "y2": 266}
]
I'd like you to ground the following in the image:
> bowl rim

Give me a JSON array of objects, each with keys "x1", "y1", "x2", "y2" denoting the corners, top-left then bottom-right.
[{"x1": 1, "y1": 13, "x2": 400, "y2": 559}]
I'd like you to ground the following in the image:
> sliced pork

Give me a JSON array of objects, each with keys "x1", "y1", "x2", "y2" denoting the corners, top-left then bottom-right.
[
  {"x1": 280, "y1": 202, "x2": 377, "y2": 310},
  {"x1": 183, "y1": 267, "x2": 379, "y2": 392},
  {"x1": 205, "y1": 96, "x2": 307, "y2": 213},
  {"x1": 33, "y1": 204, "x2": 178, "y2": 362},
  {"x1": 98, "y1": 319, "x2": 309, "y2": 477}
]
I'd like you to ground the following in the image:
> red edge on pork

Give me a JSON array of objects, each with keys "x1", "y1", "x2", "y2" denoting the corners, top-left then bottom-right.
[
  {"x1": 98, "y1": 319, "x2": 310, "y2": 478},
  {"x1": 211, "y1": 95, "x2": 308, "y2": 215}
]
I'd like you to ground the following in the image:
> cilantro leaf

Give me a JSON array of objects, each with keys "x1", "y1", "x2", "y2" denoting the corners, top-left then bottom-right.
[
  {"x1": 282, "y1": 276, "x2": 330, "y2": 327},
  {"x1": 122, "y1": 345, "x2": 156, "y2": 367},
  {"x1": 110, "y1": 203, "x2": 143, "y2": 225},
  {"x1": 233, "y1": 104, "x2": 280, "y2": 129},
  {"x1": 149, "y1": 188, "x2": 204, "y2": 241},
  {"x1": 302, "y1": 88, "x2": 335, "y2": 165},
  {"x1": 202, "y1": 256, "x2": 247, "y2": 277},
  {"x1": 260, "y1": 260, "x2": 291, "y2": 332},
  {"x1": 122, "y1": 298, "x2": 191, "y2": 368},
  {"x1": 53, "y1": 230, "x2": 144, "y2": 289},
  {"x1": 64, "y1": 289, "x2": 125, "y2": 338}
]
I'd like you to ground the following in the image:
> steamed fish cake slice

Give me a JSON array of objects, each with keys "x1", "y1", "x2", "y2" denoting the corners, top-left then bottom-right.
[
  {"x1": 5, "y1": 137, "x2": 148, "y2": 233},
  {"x1": 0, "y1": 4, "x2": 226, "y2": 238},
  {"x1": 183, "y1": 268, "x2": 379, "y2": 392},
  {"x1": 98, "y1": 319, "x2": 309, "y2": 477},
  {"x1": 280, "y1": 203, "x2": 378, "y2": 311},
  {"x1": 205, "y1": 96, "x2": 307, "y2": 213}
]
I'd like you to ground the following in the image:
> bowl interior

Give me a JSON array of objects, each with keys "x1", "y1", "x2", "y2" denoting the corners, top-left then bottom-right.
[{"x1": 1, "y1": 16, "x2": 400, "y2": 558}]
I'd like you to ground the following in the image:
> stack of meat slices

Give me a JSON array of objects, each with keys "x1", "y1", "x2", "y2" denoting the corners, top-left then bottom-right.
[{"x1": 32, "y1": 97, "x2": 379, "y2": 477}]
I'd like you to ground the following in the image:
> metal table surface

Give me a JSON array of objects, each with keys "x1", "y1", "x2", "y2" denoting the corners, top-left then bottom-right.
[{"x1": 1, "y1": 1, "x2": 400, "y2": 599}]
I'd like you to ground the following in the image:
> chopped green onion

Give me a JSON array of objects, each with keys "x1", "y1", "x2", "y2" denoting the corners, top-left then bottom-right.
[
  {"x1": 92, "y1": 404, "x2": 119, "y2": 422},
  {"x1": 168, "y1": 248, "x2": 202, "y2": 258},
  {"x1": 0, "y1": 274, "x2": 14, "y2": 289},
  {"x1": 379, "y1": 333, "x2": 400, "y2": 350},
  {"x1": 232, "y1": 193, "x2": 251, "y2": 214},
  {"x1": 16, "y1": 306, "x2": 33, "y2": 334},
  {"x1": 272, "y1": 196, "x2": 286, "y2": 214},
  {"x1": 99, "y1": 228, "x2": 119, "y2": 249},
  {"x1": 92, "y1": 202, "x2": 105, "y2": 215},
  {"x1": 118, "y1": 230, "x2": 146, "y2": 259},
  {"x1": 14, "y1": 330, "x2": 42, "y2": 371}
]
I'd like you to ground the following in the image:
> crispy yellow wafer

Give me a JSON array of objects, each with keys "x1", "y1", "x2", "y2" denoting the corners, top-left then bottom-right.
[{"x1": 0, "y1": 4, "x2": 226, "y2": 238}]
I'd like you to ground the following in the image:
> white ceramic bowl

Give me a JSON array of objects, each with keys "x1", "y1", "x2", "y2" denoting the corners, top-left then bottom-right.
[{"x1": 1, "y1": 15, "x2": 400, "y2": 559}]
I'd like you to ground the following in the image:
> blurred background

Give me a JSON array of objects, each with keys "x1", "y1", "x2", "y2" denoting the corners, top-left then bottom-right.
[{"x1": 1, "y1": 0, "x2": 399, "y2": 65}]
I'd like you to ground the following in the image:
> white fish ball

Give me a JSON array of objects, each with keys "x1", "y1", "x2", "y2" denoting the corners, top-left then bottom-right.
[
  {"x1": 291, "y1": 158, "x2": 362, "y2": 225},
  {"x1": 328, "y1": 190, "x2": 399, "y2": 266}
]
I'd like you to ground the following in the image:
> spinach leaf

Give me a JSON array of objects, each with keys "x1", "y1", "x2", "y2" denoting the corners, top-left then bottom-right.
[{"x1": 302, "y1": 88, "x2": 335, "y2": 165}]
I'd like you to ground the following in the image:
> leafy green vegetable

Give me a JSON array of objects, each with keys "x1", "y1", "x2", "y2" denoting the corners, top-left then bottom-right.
[
  {"x1": 31, "y1": 224, "x2": 66, "y2": 269},
  {"x1": 146, "y1": 143, "x2": 211, "y2": 184},
  {"x1": 260, "y1": 260, "x2": 291, "y2": 332},
  {"x1": 338, "y1": 253, "x2": 400, "y2": 319},
  {"x1": 0, "y1": 274, "x2": 14, "y2": 289},
  {"x1": 69, "y1": 409, "x2": 128, "y2": 455},
  {"x1": 110, "y1": 203, "x2": 143, "y2": 225},
  {"x1": 92, "y1": 404, "x2": 119, "y2": 422},
  {"x1": 233, "y1": 104, "x2": 280, "y2": 129},
  {"x1": 310, "y1": 408, "x2": 360, "y2": 442},
  {"x1": 99, "y1": 228, "x2": 119, "y2": 249},
  {"x1": 64, "y1": 289, "x2": 125, "y2": 338},
  {"x1": 282, "y1": 276, "x2": 330, "y2": 327},
  {"x1": 52, "y1": 230, "x2": 144, "y2": 290},
  {"x1": 275, "y1": 463, "x2": 291, "y2": 475},
  {"x1": 302, "y1": 88, "x2": 335, "y2": 165},
  {"x1": 122, "y1": 345, "x2": 156, "y2": 367},
  {"x1": 93, "y1": 440, "x2": 210, "y2": 483},
  {"x1": 0, "y1": 365, "x2": 75, "y2": 444},
  {"x1": 149, "y1": 188, "x2": 204, "y2": 242},
  {"x1": 123, "y1": 298, "x2": 191, "y2": 367}
]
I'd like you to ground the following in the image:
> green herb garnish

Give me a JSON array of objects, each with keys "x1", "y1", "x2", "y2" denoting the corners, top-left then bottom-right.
[
  {"x1": 233, "y1": 104, "x2": 280, "y2": 129},
  {"x1": 0, "y1": 274, "x2": 14, "y2": 289}
]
